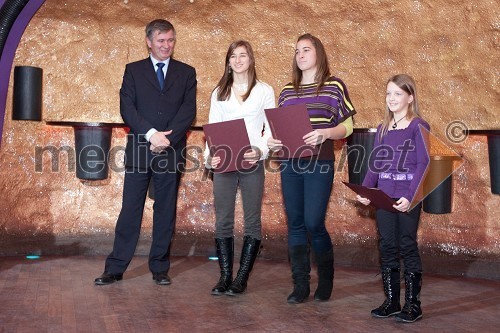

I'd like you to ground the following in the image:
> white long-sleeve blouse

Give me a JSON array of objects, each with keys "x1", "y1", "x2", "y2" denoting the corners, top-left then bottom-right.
[{"x1": 204, "y1": 81, "x2": 276, "y2": 163}]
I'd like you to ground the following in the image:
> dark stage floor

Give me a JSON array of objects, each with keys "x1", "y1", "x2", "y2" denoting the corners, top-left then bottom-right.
[{"x1": 0, "y1": 255, "x2": 499, "y2": 332}]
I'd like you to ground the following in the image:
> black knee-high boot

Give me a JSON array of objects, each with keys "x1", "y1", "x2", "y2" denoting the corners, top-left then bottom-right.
[
  {"x1": 287, "y1": 244, "x2": 311, "y2": 304},
  {"x1": 395, "y1": 271, "x2": 422, "y2": 323},
  {"x1": 225, "y1": 236, "x2": 261, "y2": 295},
  {"x1": 313, "y1": 247, "x2": 334, "y2": 301},
  {"x1": 211, "y1": 237, "x2": 233, "y2": 295},
  {"x1": 371, "y1": 267, "x2": 401, "y2": 317}
]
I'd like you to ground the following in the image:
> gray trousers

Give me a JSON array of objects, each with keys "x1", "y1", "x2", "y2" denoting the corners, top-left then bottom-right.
[{"x1": 213, "y1": 161, "x2": 264, "y2": 239}]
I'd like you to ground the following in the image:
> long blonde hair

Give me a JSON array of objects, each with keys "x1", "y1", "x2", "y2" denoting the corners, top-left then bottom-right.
[{"x1": 379, "y1": 74, "x2": 422, "y2": 139}]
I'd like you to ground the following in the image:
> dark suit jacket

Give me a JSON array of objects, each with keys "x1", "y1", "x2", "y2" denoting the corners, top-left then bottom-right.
[{"x1": 120, "y1": 57, "x2": 197, "y2": 171}]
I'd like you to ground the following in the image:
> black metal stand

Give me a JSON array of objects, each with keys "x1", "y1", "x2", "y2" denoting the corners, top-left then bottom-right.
[
  {"x1": 488, "y1": 135, "x2": 500, "y2": 194},
  {"x1": 12, "y1": 66, "x2": 42, "y2": 121},
  {"x1": 346, "y1": 128, "x2": 377, "y2": 185},
  {"x1": 423, "y1": 155, "x2": 462, "y2": 214},
  {"x1": 465, "y1": 130, "x2": 500, "y2": 195},
  {"x1": 46, "y1": 121, "x2": 126, "y2": 180}
]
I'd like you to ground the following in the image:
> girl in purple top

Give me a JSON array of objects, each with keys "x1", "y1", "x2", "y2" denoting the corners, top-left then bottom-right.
[
  {"x1": 268, "y1": 34, "x2": 356, "y2": 304},
  {"x1": 357, "y1": 74, "x2": 430, "y2": 323}
]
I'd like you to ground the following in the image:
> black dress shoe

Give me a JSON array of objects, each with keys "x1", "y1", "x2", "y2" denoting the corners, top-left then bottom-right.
[
  {"x1": 94, "y1": 272, "x2": 123, "y2": 285},
  {"x1": 152, "y1": 272, "x2": 171, "y2": 285}
]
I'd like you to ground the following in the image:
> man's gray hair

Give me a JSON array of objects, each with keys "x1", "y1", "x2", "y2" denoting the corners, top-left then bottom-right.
[{"x1": 145, "y1": 19, "x2": 176, "y2": 40}]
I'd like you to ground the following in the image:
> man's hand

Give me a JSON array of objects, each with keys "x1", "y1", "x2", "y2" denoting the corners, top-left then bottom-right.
[{"x1": 150, "y1": 130, "x2": 172, "y2": 153}]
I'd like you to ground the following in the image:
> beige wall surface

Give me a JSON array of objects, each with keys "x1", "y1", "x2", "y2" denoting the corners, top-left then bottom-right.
[{"x1": 0, "y1": 0, "x2": 498, "y2": 277}]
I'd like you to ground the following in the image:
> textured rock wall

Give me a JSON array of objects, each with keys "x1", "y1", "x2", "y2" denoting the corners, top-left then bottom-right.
[{"x1": 0, "y1": 0, "x2": 498, "y2": 277}]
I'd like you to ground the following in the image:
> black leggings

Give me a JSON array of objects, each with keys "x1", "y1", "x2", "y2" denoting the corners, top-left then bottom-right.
[{"x1": 376, "y1": 203, "x2": 422, "y2": 273}]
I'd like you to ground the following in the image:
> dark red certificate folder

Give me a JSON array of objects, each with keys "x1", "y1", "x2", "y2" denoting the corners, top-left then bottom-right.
[
  {"x1": 342, "y1": 182, "x2": 398, "y2": 212},
  {"x1": 203, "y1": 119, "x2": 253, "y2": 173},
  {"x1": 265, "y1": 104, "x2": 318, "y2": 159}
]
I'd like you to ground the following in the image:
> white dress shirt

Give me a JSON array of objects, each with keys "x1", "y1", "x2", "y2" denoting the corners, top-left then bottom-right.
[{"x1": 145, "y1": 55, "x2": 170, "y2": 141}]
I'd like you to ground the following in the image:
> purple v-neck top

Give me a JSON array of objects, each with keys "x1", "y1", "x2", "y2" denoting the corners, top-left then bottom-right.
[{"x1": 362, "y1": 118, "x2": 430, "y2": 202}]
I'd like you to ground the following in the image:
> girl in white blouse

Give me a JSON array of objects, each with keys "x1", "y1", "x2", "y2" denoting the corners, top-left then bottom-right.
[{"x1": 205, "y1": 40, "x2": 275, "y2": 296}]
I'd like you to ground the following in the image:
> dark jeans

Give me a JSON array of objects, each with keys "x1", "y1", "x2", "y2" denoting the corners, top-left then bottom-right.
[
  {"x1": 280, "y1": 159, "x2": 334, "y2": 253},
  {"x1": 376, "y1": 203, "x2": 423, "y2": 273},
  {"x1": 213, "y1": 161, "x2": 264, "y2": 239}
]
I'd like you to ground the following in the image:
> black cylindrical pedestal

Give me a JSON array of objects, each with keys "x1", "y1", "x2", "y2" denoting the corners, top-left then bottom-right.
[
  {"x1": 465, "y1": 130, "x2": 500, "y2": 195},
  {"x1": 46, "y1": 121, "x2": 126, "y2": 180},
  {"x1": 423, "y1": 175, "x2": 453, "y2": 214},
  {"x1": 74, "y1": 126, "x2": 112, "y2": 180},
  {"x1": 487, "y1": 135, "x2": 499, "y2": 195},
  {"x1": 12, "y1": 66, "x2": 42, "y2": 121},
  {"x1": 423, "y1": 156, "x2": 460, "y2": 214},
  {"x1": 346, "y1": 128, "x2": 377, "y2": 185}
]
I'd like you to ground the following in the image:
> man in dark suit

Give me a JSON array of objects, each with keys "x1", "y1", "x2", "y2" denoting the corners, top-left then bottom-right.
[{"x1": 95, "y1": 19, "x2": 197, "y2": 285}]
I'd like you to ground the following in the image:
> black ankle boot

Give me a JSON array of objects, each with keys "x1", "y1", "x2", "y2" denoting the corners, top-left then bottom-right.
[
  {"x1": 395, "y1": 271, "x2": 422, "y2": 323},
  {"x1": 225, "y1": 236, "x2": 260, "y2": 295},
  {"x1": 371, "y1": 267, "x2": 401, "y2": 318},
  {"x1": 211, "y1": 237, "x2": 233, "y2": 295},
  {"x1": 314, "y1": 248, "x2": 334, "y2": 301},
  {"x1": 287, "y1": 244, "x2": 311, "y2": 304}
]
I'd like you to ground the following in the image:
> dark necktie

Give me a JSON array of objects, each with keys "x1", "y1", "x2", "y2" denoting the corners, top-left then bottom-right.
[{"x1": 156, "y1": 63, "x2": 165, "y2": 89}]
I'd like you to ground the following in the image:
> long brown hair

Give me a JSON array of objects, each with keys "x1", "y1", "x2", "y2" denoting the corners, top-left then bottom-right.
[
  {"x1": 292, "y1": 33, "x2": 331, "y2": 94},
  {"x1": 379, "y1": 74, "x2": 422, "y2": 139},
  {"x1": 214, "y1": 40, "x2": 257, "y2": 102}
]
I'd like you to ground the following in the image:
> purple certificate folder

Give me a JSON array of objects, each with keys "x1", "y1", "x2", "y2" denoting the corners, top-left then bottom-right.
[
  {"x1": 265, "y1": 104, "x2": 318, "y2": 159},
  {"x1": 203, "y1": 119, "x2": 253, "y2": 173},
  {"x1": 342, "y1": 182, "x2": 398, "y2": 213}
]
